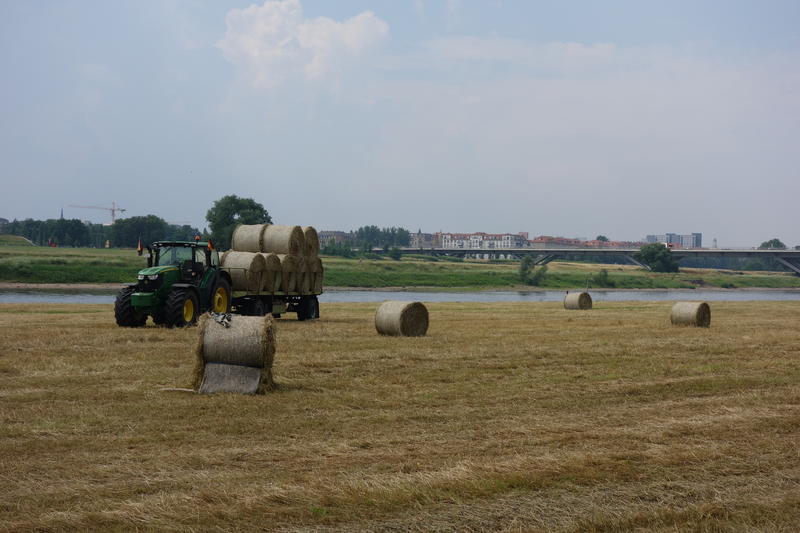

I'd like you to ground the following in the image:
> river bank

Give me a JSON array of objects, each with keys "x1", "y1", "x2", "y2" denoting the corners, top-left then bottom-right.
[{"x1": 2, "y1": 245, "x2": 799, "y2": 290}]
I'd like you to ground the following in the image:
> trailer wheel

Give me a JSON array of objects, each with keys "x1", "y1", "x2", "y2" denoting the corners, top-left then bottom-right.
[
  {"x1": 250, "y1": 298, "x2": 267, "y2": 316},
  {"x1": 297, "y1": 296, "x2": 317, "y2": 321},
  {"x1": 312, "y1": 296, "x2": 320, "y2": 319}
]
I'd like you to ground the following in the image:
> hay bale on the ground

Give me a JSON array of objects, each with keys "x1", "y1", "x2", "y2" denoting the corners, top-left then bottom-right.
[
  {"x1": 671, "y1": 302, "x2": 711, "y2": 327},
  {"x1": 309, "y1": 257, "x2": 323, "y2": 294},
  {"x1": 192, "y1": 314, "x2": 276, "y2": 394},
  {"x1": 258, "y1": 252, "x2": 282, "y2": 293},
  {"x1": 275, "y1": 254, "x2": 301, "y2": 293},
  {"x1": 231, "y1": 224, "x2": 266, "y2": 253},
  {"x1": 375, "y1": 301, "x2": 429, "y2": 337},
  {"x1": 564, "y1": 292, "x2": 592, "y2": 310},
  {"x1": 221, "y1": 251, "x2": 266, "y2": 292},
  {"x1": 263, "y1": 225, "x2": 305, "y2": 255},
  {"x1": 302, "y1": 226, "x2": 320, "y2": 257}
]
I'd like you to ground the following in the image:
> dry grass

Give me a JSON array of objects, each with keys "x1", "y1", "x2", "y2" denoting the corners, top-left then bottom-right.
[{"x1": 1, "y1": 301, "x2": 799, "y2": 531}]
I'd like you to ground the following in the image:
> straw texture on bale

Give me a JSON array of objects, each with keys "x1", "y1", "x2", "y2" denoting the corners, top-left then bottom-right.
[
  {"x1": 275, "y1": 254, "x2": 301, "y2": 293},
  {"x1": 302, "y1": 226, "x2": 320, "y2": 257},
  {"x1": 309, "y1": 257, "x2": 324, "y2": 294},
  {"x1": 671, "y1": 301, "x2": 711, "y2": 327},
  {"x1": 296, "y1": 257, "x2": 311, "y2": 294},
  {"x1": 375, "y1": 301, "x2": 429, "y2": 337},
  {"x1": 231, "y1": 224, "x2": 265, "y2": 253},
  {"x1": 258, "y1": 252, "x2": 282, "y2": 293},
  {"x1": 262, "y1": 225, "x2": 305, "y2": 255},
  {"x1": 220, "y1": 251, "x2": 266, "y2": 293},
  {"x1": 564, "y1": 292, "x2": 592, "y2": 310},
  {"x1": 192, "y1": 314, "x2": 277, "y2": 394}
]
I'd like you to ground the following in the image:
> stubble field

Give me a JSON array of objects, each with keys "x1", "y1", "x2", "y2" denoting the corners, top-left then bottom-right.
[{"x1": 1, "y1": 301, "x2": 799, "y2": 531}]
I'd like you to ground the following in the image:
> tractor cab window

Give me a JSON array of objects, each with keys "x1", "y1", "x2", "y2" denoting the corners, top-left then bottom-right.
[
  {"x1": 194, "y1": 247, "x2": 207, "y2": 266},
  {"x1": 156, "y1": 246, "x2": 193, "y2": 266}
]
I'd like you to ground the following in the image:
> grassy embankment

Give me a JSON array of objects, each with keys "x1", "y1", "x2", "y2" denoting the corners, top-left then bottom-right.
[
  {"x1": 0, "y1": 242, "x2": 799, "y2": 289},
  {"x1": 1, "y1": 301, "x2": 799, "y2": 530}
]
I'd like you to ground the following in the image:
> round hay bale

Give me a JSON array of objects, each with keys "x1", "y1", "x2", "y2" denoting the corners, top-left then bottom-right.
[
  {"x1": 275, "y1": 254, "x2": 300, "y2": 293},
  {"x1": 564, "y1": 292, "x2": 592, "y2": 310},
  {"x1": 192, "y1": 314, "x2": 276, "y2": 394},
  {"x1": 375, "y1": 301, "x2": 429, "y2": 337},
  {"x1": 231, "y1": 224, "x2": 266, "y2": 253},
  {"x1": 309, "y1": 257, "x2": 324, "y2": 294},
  {"x1": 671, "y1": 301, "x2": 711, "y2": 327},
  {"x1": 258, "y1": 252, "x2": 282, "y2": 293},
  {"x1": 295, "y1": 257, "x2": 311, "y2": 294},
  {"x1": 221, "y1": 251, "x2": 266, "y2": 292},
  {"x1": 262, "y1": 225, "x2": 305, "y2": 255},
  {"x1": 302, "y1": 226, "x2": 320, "y2": 257}
]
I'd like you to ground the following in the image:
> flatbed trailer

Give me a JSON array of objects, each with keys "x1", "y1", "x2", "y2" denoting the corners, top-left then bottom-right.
[{"x1": 231, "y1": 291, "x2": 320, "y2": 321}]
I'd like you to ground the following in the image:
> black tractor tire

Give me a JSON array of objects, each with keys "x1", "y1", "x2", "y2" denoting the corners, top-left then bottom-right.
[
  {"x1": 152, "y1": 309, "x2": 167, "y2": 326},
  {"x1": 210, "y1": 278, "x2": 232, "y2": 314},
  {"x1": 164, "y1": 289, "x2": 199, "y2": 328},
  {"x1": 115, "y1": 287, "x2": 147, "y2": 327}
]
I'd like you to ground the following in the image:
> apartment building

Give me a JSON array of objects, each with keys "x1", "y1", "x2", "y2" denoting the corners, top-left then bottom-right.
[
  {"x1": 440, "y1": 232, "x2": 528, "y2": 249},
  {"x1": 646, "y1": 233, "x2": 702, "y2": 249}
]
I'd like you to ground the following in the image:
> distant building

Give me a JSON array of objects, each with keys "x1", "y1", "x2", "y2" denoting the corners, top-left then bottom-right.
[
  {"x1": 646, "y1": 233, "x2": 702, "y2": 249},
  {"x1": 440, "y1": 232, "x2": 528, "y2": 249},
  {"x1": 528, "y1": 236, "x2": 585, "y2": 249},
  {"x1": 0, "y1": 217, "x2": 8, "y2": 231},
  {"x1": 318, "y1": 231, "x2": 350, "y2": 247},
  {"x1": 410, "y1": 230, "x2": 439, "y2": 249}
]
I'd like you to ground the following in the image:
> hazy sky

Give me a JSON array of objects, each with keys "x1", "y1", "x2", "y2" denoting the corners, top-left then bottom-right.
[{"x1": 1, "y1": 0, "x2": 798, "y2": 247}]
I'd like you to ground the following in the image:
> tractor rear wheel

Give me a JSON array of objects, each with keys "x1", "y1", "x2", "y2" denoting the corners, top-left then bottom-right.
[
  {"x1": 115, "y1": 287, "x2": 147, "y2": 327},
  {"x1": 211, "y1": 278, "x2": 232, "y2": 314},
  {"x1": 165, "y1": 289, "x2": 199, "y2": 328}
]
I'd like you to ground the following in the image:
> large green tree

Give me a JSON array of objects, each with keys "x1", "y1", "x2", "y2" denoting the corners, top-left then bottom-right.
[
  {"x1": 633, "y1": 243, "x2": 679, "y2": 273},
  {"x1": 206, "y1": 195, "x2": 271, "y2": 250},
  {"x1": 759, "y1": 238, "x2": 786, "y2": 250},
  {"x1": 111, "y1": 215, "x2": 169, "y2": 247}
]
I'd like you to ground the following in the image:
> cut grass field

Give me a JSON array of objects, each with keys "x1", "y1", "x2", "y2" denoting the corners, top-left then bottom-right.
[
  {"x1": 1, "y1": 301, "x2": 799, "y2": 531},
  {"x1": 2, "y1": 244, "x2": 798, "y2": 289}
]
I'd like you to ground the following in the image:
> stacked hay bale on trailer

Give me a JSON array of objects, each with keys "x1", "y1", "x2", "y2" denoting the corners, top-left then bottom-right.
[{"x1": 221, "y1": 224, "x2": 322, "y2": 320}]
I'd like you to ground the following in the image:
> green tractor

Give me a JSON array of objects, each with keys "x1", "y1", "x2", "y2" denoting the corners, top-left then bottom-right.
[{"x1": 115, "y1": 241, "x2": 232, "y2": 328}]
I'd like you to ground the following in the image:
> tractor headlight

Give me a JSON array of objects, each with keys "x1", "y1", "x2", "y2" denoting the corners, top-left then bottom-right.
[
  {"x1": 147, "y1": 274, "x2": 160, "y2": 281},
  {"x1": 138, "y1": 275, "x2": 145, "y2": 280}
]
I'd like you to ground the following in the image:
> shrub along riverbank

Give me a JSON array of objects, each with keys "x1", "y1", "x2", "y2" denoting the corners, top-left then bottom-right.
[{"x1": 0, "y1": 244, "x2": 798, "y2": 289}]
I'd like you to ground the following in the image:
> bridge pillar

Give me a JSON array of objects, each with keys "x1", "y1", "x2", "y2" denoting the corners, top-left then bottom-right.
[
  {"x1": 624, "y1": 255, "x2": 650, "y2": 270},
  {"x1": 775, "y1": 257, "x2": 800, "y2": 276}
]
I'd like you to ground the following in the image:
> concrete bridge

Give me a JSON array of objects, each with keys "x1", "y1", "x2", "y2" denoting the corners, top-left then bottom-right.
[{"x1": 401, "y1": 247, "x2": 800, "y2": 275}]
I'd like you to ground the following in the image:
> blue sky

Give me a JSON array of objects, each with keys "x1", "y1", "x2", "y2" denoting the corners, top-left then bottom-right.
[{"x1": 1, "y1": 1, "x2": 798, "y2": 246}]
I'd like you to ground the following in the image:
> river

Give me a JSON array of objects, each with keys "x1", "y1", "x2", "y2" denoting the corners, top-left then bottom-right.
[{"x1": 1, "y1": 288, "x2": 799, "y2": 304}]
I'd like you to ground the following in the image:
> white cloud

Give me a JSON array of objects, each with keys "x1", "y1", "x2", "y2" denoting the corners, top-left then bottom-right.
[{"x1": 217, "y1": 0, "x2": 389, "y2": 88}]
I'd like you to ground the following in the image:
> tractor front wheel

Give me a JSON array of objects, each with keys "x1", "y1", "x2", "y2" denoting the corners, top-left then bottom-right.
[
  {"x1": 115, "y1": 287, "x2": 147, "y2": 327},
  {"x1": 165, "y1": 289, "x2": 199, "y2": 328}
]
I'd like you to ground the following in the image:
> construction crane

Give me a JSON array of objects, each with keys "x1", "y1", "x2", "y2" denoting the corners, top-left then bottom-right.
[{"x1": 68, "y1": 202, "x2": 127, "y2": 224}]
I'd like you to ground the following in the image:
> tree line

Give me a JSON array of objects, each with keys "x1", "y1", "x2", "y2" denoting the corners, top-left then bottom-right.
[{"x1": 1, "y1": 216, "x2": 202, "y2": 248}]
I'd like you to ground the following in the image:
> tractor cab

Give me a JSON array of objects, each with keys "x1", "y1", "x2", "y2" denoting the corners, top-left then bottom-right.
[{"x1": 149, "y1": 241, "x2": 220, "y2": 282}]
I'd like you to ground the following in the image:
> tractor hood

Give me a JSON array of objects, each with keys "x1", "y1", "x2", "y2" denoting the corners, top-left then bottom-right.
[{"x1": 138, "y1": 265, "x2": 178, "y2": 277}]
